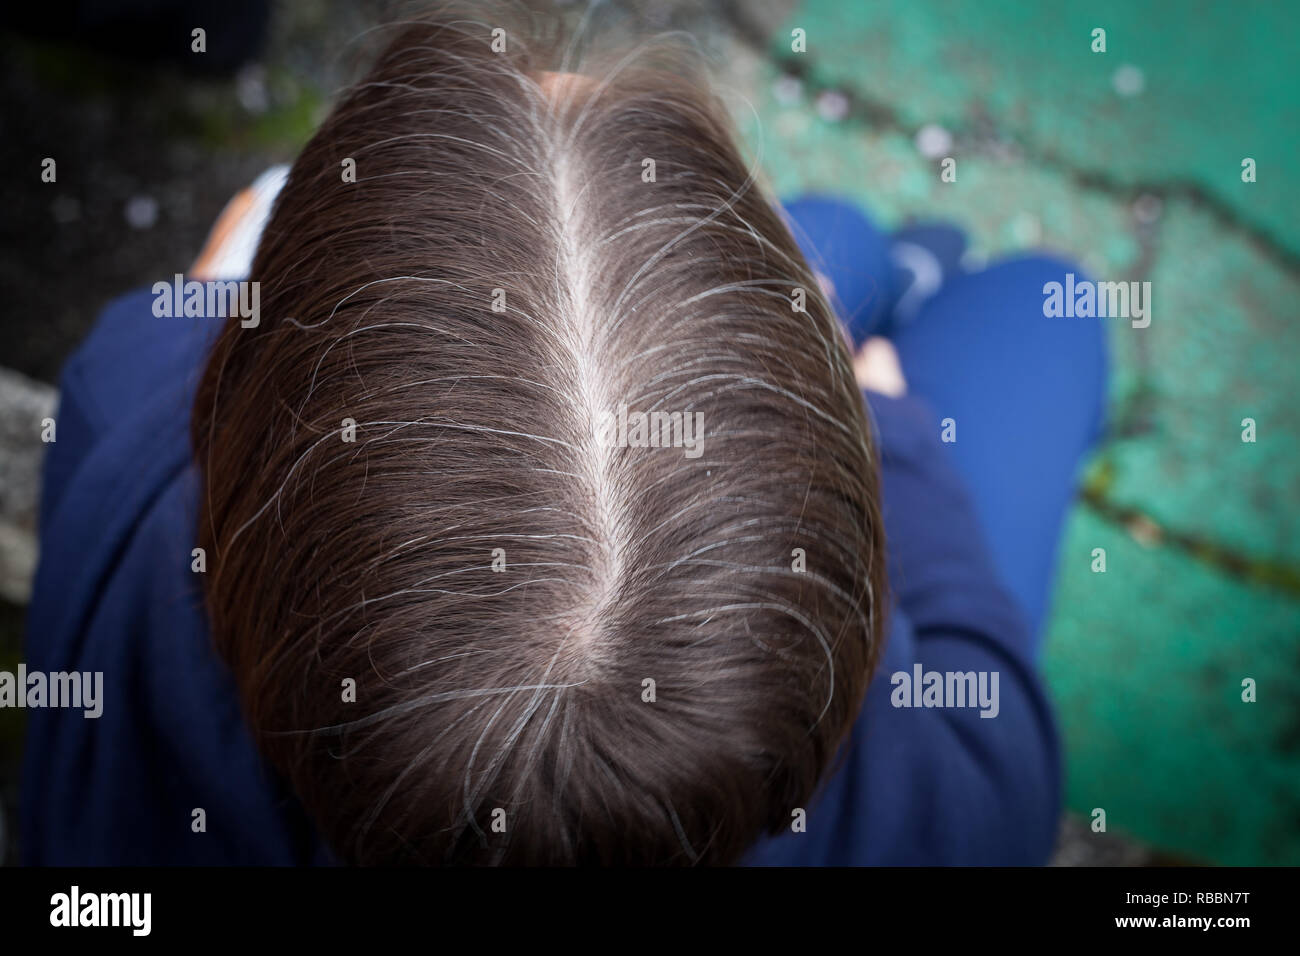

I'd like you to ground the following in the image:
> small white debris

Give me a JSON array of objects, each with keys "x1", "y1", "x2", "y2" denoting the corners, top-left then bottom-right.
[
  {"x1": 124, "y1": 195, "x2": 159, "y2": 230},
  {"x1": 915, "y1": 123, "x2": 953, "y2": 160},
  {"x1": 1133, "y1": 193, "x2": 1163, "y2": 224},
  {"x1": 773, "y1": 73, "x2": 803, "y2": 105},
  {"x1": 1112, "y1": 64, "x2": 1145, "y2": 97},
  {"x1": 1011, "y1": 212, "x2": 1041, "y2": 245},
  {"x1": 235, "y1": 63, "x2": 270, "y2": 114},
  {"x1": 815, "y1": 89, "x2": 850, "y2": 122}
]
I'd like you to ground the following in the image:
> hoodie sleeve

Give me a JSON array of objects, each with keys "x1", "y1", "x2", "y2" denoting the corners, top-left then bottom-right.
[
  {"x1": 744, "y1": 391, "x2": 1061, "y2": 865},
  {"x1": 22, "y1": 288, "x2": 318, "y2": 865}
]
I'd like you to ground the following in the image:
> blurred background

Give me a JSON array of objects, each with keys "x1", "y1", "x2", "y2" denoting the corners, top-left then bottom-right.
[{"x1": 1, "y1": 0, "x2": 1296, "y2": 866}]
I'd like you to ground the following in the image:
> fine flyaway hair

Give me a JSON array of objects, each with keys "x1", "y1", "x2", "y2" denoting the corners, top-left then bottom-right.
[{"x1": 192, "y1": 2, "x2": 886, "y2": 865}]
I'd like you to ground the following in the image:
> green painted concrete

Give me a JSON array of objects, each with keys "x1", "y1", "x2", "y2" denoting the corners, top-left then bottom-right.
[{"x1": 734, "y1": 0, "x2": 1300, "y2": 864}]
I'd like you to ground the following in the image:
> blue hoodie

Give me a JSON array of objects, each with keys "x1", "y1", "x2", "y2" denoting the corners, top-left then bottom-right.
[{"x1": 21, "y1": 240, "x2": 1060, "y2": 868}]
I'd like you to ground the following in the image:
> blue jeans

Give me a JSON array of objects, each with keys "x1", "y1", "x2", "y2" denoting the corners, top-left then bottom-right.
[{"x1": 784, "y1": 196, "x2": 1109, "y2": 655}]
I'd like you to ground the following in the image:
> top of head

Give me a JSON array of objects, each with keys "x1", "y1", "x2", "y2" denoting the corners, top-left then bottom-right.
[{"x1": 192, "y1": 8, "x2": 885, "y2": 866}]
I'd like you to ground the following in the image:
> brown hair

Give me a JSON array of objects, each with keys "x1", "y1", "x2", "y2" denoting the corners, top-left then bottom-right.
[{"x1": 192, "y1": 6, "x2": 886, "y2": 865}]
